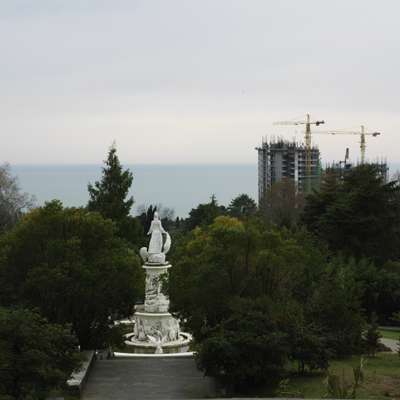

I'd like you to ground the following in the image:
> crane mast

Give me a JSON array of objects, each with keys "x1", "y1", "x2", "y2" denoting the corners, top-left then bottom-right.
[
  {"x1": 314, "y1": 125, "x2": 381, "y2": 164},
  {"x1": 305, "y1": 114, "x2": 312, "y2": 187},
  {"x1": 360, "y1": 125, "x2": 366, "y2": 164}
]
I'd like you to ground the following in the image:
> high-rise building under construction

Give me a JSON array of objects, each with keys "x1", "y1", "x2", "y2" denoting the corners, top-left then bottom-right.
[{"x1": 256, "y1": 138, "x2": 321, "y2": 203}]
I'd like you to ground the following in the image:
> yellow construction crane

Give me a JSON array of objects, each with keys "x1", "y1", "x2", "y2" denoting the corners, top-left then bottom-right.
[
  {"x1": 314, "y1": 125, "x2": 381, "y2": 164},
  {"x1": 273, "y1": 113, "x2": 325, "y2": 191}
]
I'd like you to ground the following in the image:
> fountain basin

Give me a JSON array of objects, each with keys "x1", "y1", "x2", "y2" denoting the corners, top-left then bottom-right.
[{"x1": 124, "y1": 331, "x2": 192, "y2": 354}]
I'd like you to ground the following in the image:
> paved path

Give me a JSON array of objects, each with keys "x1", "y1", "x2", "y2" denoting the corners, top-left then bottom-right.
[
  {"x1": 381, "y1": 337, "x2": 399, "y2": 352},
  {"x1": 82, "y1": 357, "x2": 216, "y2": 400}
]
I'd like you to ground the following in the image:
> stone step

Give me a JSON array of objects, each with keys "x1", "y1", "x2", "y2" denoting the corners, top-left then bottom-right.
[{"x1": 82, "y1": 357, "x2": 216, "y2": 400}]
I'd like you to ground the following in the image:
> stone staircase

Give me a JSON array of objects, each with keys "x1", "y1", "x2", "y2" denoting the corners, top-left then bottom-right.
[{"x1": 82, "y1": 356, "x2": 216, "y2": 399}]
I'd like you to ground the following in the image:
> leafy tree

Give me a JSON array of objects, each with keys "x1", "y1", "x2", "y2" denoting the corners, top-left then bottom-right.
[
  {"x1": 289, "y1": 322, "x2": 330, "y2": 374},
  {"x1": 352, "y1": 259, "x2": 400, "y2": 324},
  {"x1": 228, "y1": 194, "x2": 257, "y2": 218},
  {"x1": 0, "y1": 201, "x2": 143, "y2": 349},
  {"x1": 170, "y1": 216, "x2": 263, "y2": 337},
  {"x1": 0, "y1": 164, "x2": 35, "y2": 234},
  {"x1": 88, "y1": 145, "x2": 141, "y2": 243},
  {"x1": 308, "y1": 259, "x2": 364, "y2": 357},
  {"x1": 0, "y1": 307, "x2": 81, "y2": 400},
  {"x1": 260, "y1": 178, "x2": 304, "y2": 228},
  {"x1": 376, "y1": 262, "x2": 400, "y2": 322},
  {"x1": 184, "y1": 195, "x2": 226, "y2": 231},
  {"x1": 169, "y1": 216, "x2": 365, "y2": 392},
  {"x1": 302, "y1": 164, "x2": 400, "y2": 263},
  {"x1": 197, "y1": 298, "x2": 289, "y2": 394}
]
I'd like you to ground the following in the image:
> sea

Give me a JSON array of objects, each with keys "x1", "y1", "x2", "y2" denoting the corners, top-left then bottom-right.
[
  {"x1": 11, "y1": 164, "x2": 258, "y2": 218},
  {"x1": 11, "y1": 163, "x2": 400, "y2": 218}
]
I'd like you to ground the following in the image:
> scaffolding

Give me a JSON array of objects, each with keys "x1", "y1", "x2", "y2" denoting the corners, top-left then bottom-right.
[{"x1": 256, "y1": 138, "x2": 321, "y2": 203}]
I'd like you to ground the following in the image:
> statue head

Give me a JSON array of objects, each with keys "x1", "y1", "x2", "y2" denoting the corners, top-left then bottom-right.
[{"x1": 154, "y1": 211, "x2": 159, "y2": 220}]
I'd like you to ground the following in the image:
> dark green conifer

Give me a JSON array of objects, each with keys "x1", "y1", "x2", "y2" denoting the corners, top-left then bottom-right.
[{"x1": 88, "y1": 144, "x2": 134, "y2": 224}]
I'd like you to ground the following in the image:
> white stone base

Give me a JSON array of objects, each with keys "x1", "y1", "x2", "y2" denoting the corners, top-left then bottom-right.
[
  {"x1": 133, "y1": 311, "x2": 180, "y2": 343},
  {"x1": 143, "y1": 263, "x2": 171, "y2": 313},
  {"x1": 124, "y1": 332, "x2": 192, "y2": 354},
  {"x1": 114, "y1": 351, "x2": 194, "y2": 358},
  {"x1": 125, "y1": 260, "x2": 192, "y2": 355}
]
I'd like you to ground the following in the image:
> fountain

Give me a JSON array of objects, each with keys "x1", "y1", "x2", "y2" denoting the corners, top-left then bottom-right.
[{"x1": 123, "y1": 212, "x2": 191, "y2": 354}]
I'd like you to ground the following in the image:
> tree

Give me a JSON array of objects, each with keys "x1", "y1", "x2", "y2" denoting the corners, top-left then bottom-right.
[
  {"x1": 260, "y1": 178, "x2": 304, "y2": 228},
  {"x1": 184, "y1": 195, "x2": 226, "y2": 231},
  {"x1": 289, "y1": 321, "x2": 330, "y2": 374},
  {"x1": 302, "y1": 164, "x2": 400, "y2": 263},
  {"x1": 308, "y1": 259, "x2": 365, "y2": 357},
  {"x1": 0, "y1": 164, "x2": 35, "y2": 234},
  {"x1": 169, "y1": 216, "x2": 365, "y2": 393},
  {"x1": 88, "y1": 145, "x2": 142, "y2": 243},
  {"x1": 197, "y1": 298, "x2": 289, "y2": 394},
  {"x1": 169, "y1": 216, "x2": 248, "y2": 337},
  {"x1": 0, "y1": 307, "x2": 81, "y2": 400},
  {"x1": 0, "y1": 201, "x2": 143, "y2": 349},
  {"x1": 228, "y1": 194, "x2": 257, "y2": 218},
  {"x1": 353, "y1": 259, "x2": 400, "y2": 324}
]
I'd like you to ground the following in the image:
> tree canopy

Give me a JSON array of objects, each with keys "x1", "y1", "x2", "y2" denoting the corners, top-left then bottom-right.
[
  {"x1": 169, "y1": 216, "x2": 364, "y2": 393},
  {"x1": 185, "y1": 195, "x2": 226, "y2": 231},
  {"x1": 88, "y1": 145, "x2": 134, "y2": 221},
  {"x1": 0, "y1": 164, "x2": 35, "y2": 234},
  {"x1": 87, "y1": 145, "x2": 143, "y2": 245},
  {"x1": 2, "y1": 154, "x2": 399, "y2": 396},
  {"x1": 302, "y1": 164, "x2": 400, "y2": 263},
  {"x1": 227, "y1": 194, "x2": 257, "y2": 218},
  {"x1": 260, "y1": 178, "x2": 304, "y2": 228},
  {"x1": 0, "y1": 201, "x2": 143, "y2": 349},
  {"x1": 0, "y1": 307, "x2": 81, "y2": 400}
]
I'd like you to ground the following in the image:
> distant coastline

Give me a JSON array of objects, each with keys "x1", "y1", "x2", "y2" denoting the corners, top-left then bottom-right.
[
  {"x1": 11, "y1": 164, "x2": 258, "y2": 218},
  {"x1": 10, "y1": 162, "x2": 400, "y2": 218}
]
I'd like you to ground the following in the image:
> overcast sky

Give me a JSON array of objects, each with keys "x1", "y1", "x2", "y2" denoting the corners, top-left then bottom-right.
[{"x1": 1, "y1": 0, "x2": 399, "y2": 165}]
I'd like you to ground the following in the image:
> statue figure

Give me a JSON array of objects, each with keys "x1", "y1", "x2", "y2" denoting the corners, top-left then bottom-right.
[
  {"x1": 140, "y1": 211, "x2": 171, "y2": 264},
  {"x1": 148, "y1": 212, "x2": 166, "y2": 254}
]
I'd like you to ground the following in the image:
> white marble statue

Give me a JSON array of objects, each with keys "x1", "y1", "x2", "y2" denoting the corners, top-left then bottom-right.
[
  {"x1": 140, "y1": 211, "x2": 171, "y2": 264},
  {"x1": 148, "y1": 212, "x2": 166, "y2": 254},
  {"x1": 128, "y1": 211, "x2": 191, "y2": 354},
  {"x1": 147, "y1": 330, "x2": 164, "y2": 354}
]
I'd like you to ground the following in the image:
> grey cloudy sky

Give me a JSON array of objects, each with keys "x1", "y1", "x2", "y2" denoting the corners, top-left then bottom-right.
[{"x1": 1, "y1": 0, "x2": 399, "y2": 165}]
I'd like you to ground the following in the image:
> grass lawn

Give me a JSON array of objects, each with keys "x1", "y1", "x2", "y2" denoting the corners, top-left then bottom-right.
[
  {"x1": 283, "y1": 353, "x2": 400, "y2": 399},
  {"x1": 379, "y1": 328, "x2": 400, "y2": 341}
]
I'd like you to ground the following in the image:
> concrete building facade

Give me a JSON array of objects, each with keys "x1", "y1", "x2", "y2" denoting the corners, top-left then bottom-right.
[{"x1": 256, "y1": 138, "x2": 320, "y2": 203}]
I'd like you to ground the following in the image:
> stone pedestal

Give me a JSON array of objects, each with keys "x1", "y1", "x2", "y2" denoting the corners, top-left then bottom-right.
[
  {"x1": 131, "y1": 263, "x2": 181, "y2": 348},
  {"x1": 143, "y1": 263, "x2": 171, "y2": 313}
]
